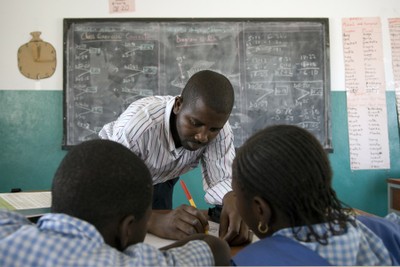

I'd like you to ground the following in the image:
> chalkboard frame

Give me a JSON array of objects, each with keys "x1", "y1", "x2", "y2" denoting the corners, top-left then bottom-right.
[{"x1": 63, "y1": 17, "x2": 332, "y2": 151}]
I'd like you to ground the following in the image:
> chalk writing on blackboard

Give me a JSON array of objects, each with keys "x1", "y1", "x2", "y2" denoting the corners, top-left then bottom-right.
[{"x1": 63, "y1": 18, "x2": 331, "y2": 150}]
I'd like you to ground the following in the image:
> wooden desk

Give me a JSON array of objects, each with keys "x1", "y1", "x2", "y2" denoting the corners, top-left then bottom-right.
[
  {"x1": 230, "y1": 245, "x2": 247, "y2": 256},
  {"x1": 387, "y1": 178, "x2": 400, "y2": 215}
]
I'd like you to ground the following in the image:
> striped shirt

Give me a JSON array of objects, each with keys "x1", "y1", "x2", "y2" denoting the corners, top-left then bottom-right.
[
  {"x1": 0, "y1": 210, "x2": 214, "y2": 267},
  {"x1": 99, "y1": 96, "x2": 235, "y2": 205}
]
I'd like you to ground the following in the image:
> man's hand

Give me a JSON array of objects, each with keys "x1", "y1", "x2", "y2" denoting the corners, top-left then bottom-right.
[
  {"x1": 219, "y1": 191, "x2": 253, "y2": 246},
  {"x1": 148, "y1": 205, "x2": 209, "y2": 240}
]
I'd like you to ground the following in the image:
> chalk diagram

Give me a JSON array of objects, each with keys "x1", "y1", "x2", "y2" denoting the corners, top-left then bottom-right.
[
  {"x1": 69, "y1": 42, "x2": 158, "y2": 142},
  {"x1": 246, "y1": 80, "x2": 324, "y2": 135}
]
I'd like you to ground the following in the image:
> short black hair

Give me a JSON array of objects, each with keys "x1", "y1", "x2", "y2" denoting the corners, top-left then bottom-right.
[
  {"x1": 51, "y1": 139, "x2": 152, "y2": 229},
  {"x1": 181, "y1": 70, "x2": 234, "y2": 114},
  {"x1": 233, "y1": 125, "x2": 352, "y2": 244}
]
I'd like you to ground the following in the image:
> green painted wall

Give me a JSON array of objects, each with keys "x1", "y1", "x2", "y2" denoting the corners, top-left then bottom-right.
[
  {"x1": 1, "y1": 90, "x2": 399, "y2": 215},
  {"x1": 329, "y1": 92, "x2": 400, "y2": 216},
  {"x1": 0, "y1": 91, "x2": 67, "y2": 192}
]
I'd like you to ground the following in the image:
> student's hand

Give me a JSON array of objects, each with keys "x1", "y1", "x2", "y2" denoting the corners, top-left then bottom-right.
[
  {"x1": 219, "y1": 191, "x2": 253, "y2": 246},
  {"x1": 148, "y1": 205, "x2": 209, "y2": 240}
]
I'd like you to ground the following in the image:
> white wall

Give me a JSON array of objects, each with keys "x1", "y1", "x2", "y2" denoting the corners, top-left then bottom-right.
[{"x1": 0, "y1": 0, "x2": 399, "y2": 90}]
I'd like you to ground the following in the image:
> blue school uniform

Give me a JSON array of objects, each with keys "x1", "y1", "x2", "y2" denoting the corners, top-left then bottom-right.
[{"x1": 232, "y1": 214, "x2": 400, "y2": 266}]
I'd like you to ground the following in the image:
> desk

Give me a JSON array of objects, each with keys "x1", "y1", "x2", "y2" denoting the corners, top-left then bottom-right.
[
  {"x1": 387, "y1": 178, "x2": 400, "y2": 215},
  {"x1": 143, "y1": 220, "x2": 254, "y2": 256}
]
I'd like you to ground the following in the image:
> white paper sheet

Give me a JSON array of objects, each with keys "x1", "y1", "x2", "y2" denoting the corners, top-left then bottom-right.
[{"x1": 0, "y1": 192, "x2": 51, "y2": 210}]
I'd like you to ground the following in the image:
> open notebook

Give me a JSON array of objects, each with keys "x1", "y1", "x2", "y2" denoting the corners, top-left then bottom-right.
[
  {"x1": 144, "y1": 220, "x2": 220, "y2": 248},
  {"x1": 0, "y1": 191, "x2": 51, "y2": 218}
]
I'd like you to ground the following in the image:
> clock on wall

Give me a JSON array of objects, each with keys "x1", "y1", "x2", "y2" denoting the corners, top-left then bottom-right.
[{"x1": 17, "y1": 31, "x2": 57, "y2": 80}]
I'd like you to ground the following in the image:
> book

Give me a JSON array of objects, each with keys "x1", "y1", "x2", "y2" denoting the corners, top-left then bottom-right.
[{"x1": 0, "y1": 191, "x2": 51, "y2": 218}]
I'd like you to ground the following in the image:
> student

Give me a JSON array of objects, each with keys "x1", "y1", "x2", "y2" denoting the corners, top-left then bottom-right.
[
  {"x1": 99, "y1": 70, "x2": 250, "y2": 245},
  {"x1": 231, "y1": 125, "x2": 400, "y2": 266},
  {"x1": 0, "y1": 140, "x2": 230, "y2": 266}
]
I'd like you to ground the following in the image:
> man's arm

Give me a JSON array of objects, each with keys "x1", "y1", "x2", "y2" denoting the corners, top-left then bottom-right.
[
  {"x1": 147, "y1": 192, "x2": 252, "y2": 246},
  {"x1": 147, "y1": 205, "x2": 209, "y2": 240},
  {"x1": 201, "y1": 124, "x2": 252, "y2": 245},
  {"x1": 201, "y1": 123, "x2": 236, "y2": 205}
]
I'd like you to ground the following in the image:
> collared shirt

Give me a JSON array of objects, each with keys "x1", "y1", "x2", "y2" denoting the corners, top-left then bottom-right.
[
  {"x1": 0, "y1": 210, "x2": 214, "y2": 267},
  {"x1": 99, "y1": 96, "x2": 235, "y2": 205},
  {"x1": 274, "y1": 217, "x2": 393, "y2": 265}
]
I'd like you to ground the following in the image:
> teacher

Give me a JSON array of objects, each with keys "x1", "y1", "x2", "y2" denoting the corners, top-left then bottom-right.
[{"x1": 99, "y1": 70, "x2": 250, "y2": 245}]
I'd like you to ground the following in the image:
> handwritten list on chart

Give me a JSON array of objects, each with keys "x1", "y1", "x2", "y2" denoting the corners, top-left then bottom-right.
[
  {"x1": 389, "y1": 19, "x2": 400, "y2": 125},
  {"x1": 342, "y1": 17, "x2": 390, "y2": 170},
  {"x1": 389, "y1": 19, "x2": 400, "y2": 87}
]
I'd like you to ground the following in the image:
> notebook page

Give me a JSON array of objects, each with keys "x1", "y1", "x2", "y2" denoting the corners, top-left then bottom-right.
[{"x1": 0, "y1": 192, "x2": 51, "y2": 210}]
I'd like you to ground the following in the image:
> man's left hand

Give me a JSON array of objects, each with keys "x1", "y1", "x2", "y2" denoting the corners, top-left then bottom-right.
[{"x1": 218, "y1": 191, "x2": 253, "y2": 246}]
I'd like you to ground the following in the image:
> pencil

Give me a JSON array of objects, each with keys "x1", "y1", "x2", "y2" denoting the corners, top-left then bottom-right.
[
  {"x1": 180, "y1": 179, "x2": 197, "y2": 208},
  {"x1": 180, "y1": 180, "x2": 208, "y2": 234}
]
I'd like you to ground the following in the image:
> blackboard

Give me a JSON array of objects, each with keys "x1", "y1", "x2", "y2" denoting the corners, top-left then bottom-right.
[{"x1": 63, "y1": 18, "x2": 332, "y2": 150}]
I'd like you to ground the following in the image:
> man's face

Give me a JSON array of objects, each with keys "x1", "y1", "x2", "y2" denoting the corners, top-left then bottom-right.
[{"x1": 172, "y1": 97, "x2": 230, "y2": 151}]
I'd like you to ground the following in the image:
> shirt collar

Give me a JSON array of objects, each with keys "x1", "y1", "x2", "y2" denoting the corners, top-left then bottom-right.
[
  {"x1": 274, "y1": 219, "x2": 392, "y2": 265},
  {"x1": 38, "y1": 213, "x2": 104, "y2": 245},
  {"x1": 164, "y1": 96, "x2": 179, "y2": 153}
]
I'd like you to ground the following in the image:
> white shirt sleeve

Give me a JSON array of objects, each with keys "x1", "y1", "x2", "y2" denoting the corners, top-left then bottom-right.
[{"x1": 201, "y1": 122, "x2": 235, "y2": 205}]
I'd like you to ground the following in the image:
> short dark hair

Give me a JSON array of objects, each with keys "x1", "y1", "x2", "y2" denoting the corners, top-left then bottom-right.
[
  {"x1": 233, "y1": 125, "x2": 352, "y2": 244},
  {"x1": 181, "y1": 70, "x2": 234, "y2": 114},
  {"x1": 51, "y1": 139, "x2": 152, "y2": 229}
]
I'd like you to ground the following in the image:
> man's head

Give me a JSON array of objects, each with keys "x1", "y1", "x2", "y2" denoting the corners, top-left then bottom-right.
[
  {"x1": 51, "y1": 139, "x2": 153, "y2": 251},
  {"x1": 172, "y1": 70, "x2": 234, "y2": 151}
]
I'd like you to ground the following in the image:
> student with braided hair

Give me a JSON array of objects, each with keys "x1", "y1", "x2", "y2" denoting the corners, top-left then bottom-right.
[{"x1": 231, "y1": 125, "x2": 400, "y2": 266}]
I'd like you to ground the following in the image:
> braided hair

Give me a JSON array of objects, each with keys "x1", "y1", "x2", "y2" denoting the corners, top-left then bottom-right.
[{"x1": 234, "y1": 125, "x2": 353, "y2": 244}]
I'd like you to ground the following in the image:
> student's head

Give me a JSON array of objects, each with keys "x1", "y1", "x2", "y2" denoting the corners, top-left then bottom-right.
[
  {"x1": 232, "y1": 125, "x2": 351, "y2": 244},
  {"x1": 51, "y1": 139, "x2": 153, "y2": 251},
  {"x1": 172, "y1": 70, "x2": 234, "y2": 151}
]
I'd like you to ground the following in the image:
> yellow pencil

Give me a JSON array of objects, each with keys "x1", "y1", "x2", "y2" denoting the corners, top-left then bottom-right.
[
  {"x1": 180, "y1": 180, "x2": 208, "y2": 234},
  {"x1": 180, "y1": 179, "x2": 197, "y2": 208}
]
